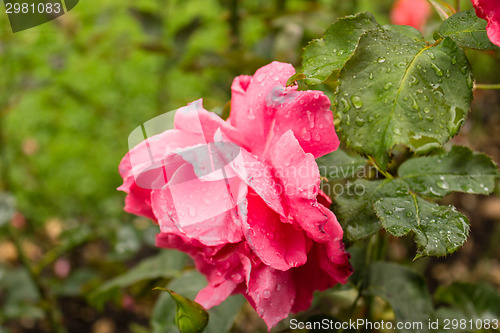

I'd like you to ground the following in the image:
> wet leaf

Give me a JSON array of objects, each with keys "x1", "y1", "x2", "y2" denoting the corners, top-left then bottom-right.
[
  {"x1": 438, "y1": 9, "x2": 500, "y2": 50},
  {"x1": 154, "y1": 287, "x2": 209, "y2": 333},
  {"x1": 316, "y1": 148, "x2": 368, "y2": 182},
  {"x1": 334, "y1": 179, "x2": 410, "y2": 242},
  {"x1": 398, "y1": 145, "x2": 499, "y2": 197},
  {"x1": 90, "y1": 250, "x2": 187, "y2": 307},
  {"x1": 336, "y1": 25, "x2": 473, "y2": 168},
  {"x1": 363, "y1": 262, "x2": 433, "y2": 333},
  {"x1": 428, "y1": 0, "x2": 456, "y2": 20},
  {"x1": 435, "y1": 282, "x2": 500, "y2": 320},
  {"x1": 374, "y1": 194, "x2": 469, "y2": 257},
  {"x1": 293, "y1": 12, "x2": 380, "y2": 85}
]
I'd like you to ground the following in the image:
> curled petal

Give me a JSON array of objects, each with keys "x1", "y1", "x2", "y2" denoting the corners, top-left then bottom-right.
[
  {"x1": 243, "y1": 191, "x2": 307, "y2": 271},
  {"x1": 229, "y1": 61, "x2": 338, "y2": 159},
  {"x1": 472, "y1": 0, "x2": 500, "y2": 46},
  {"x1": 244, "y1": 264, "x2": 295, "y2": 329},
  {"x1": 151, "y1": 162, "x2": 247, "y2": 246}
]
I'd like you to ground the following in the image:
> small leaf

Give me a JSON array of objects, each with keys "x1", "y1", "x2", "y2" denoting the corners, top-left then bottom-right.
[
  {"x1": 154, "y1": 287, "x2": 209, "y2": 333},
  {"x1": 428, "y1": 0, "x2": 456, "y2": 20},
  {"x1": 336, "y1": 25, "x2": 473, "y2": 168},
  {"x1": 297, "y1": 12, "x2": 380, "y2": 85},
  {"x1": 399, "y1": 145, "x2": 499, "y2": 197},
  {"x1": 438, "y1": 9, "x2": 500, "y2": 50},
  {"x1": 316, "y1": 148, "x2": 368, "y2": 182},
  {"x1": 90, "y1": 250, "x2": 187, "y2": 307},
  {"x1": 363, "y1": 262, "x2": 433, "y2": 333},
  {"x1": 374, "y1": 194, "x2": 469, "y2": 257},
  {"x1": 435, "y1": 282, "x2": 500, "y2": 320},
  {"x1": 152, "y1": 271, "x2": 244, "y2": 333},
  {"x1": 334, "y1": 179, "x2": 410, "y2": 242}
]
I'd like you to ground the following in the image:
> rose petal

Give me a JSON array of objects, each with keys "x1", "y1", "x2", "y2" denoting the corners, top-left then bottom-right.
[
  {"x1": 229, "y1": 61, "x2": 338, "y2": 159},
  {"x1": 245, "y1": 265, "x2": 295, "y2": 329},
  {"x1": 174, "y1": 99, "x2": 246, "y2": 146},
  {"x1": 472, "y1": 0, "x2": 500, "y2": 46},
  {"x1": 268, "y1": 131, "x2": 332, "y2": 242},
  {"x1": 151, "y1": 162, "x2": 247, "y2": 246},
  {"x1": 243, "y1": 190, "x2": 307, "y2": 271}
]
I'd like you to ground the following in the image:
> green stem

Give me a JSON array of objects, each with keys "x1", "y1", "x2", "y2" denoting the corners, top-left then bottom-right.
[
  {"x1": 455, "y1": 0, "x2": 460, "y2": 12},
  {"x1": 474, "y1": 83, "x2": 500, "y2": 90},
  {"x1": 368, "y1": 156, "x2": 393, "y2": 179}
]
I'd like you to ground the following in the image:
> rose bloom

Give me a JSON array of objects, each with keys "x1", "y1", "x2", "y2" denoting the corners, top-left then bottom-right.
[
  {"x1": 390, "y1": 0, "x2": 431, "y2": 31},
  {"x1": 118, "y1": 62, "x2": 352, "y2": 328},
  {"x1": 472, "y1": 0, "x2": 500, "y2": 46}
]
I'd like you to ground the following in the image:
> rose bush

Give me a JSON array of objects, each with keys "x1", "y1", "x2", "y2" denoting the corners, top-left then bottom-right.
[
  {"x1": 118, "y1": 62, "x2": 352, "y2": 328},
  {"x1": 472, "y1": 0, "x2": 500, "y2": 46}
]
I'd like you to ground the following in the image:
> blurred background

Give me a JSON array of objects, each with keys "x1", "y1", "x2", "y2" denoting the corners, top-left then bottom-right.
[{"x1": 1, "y1": 0, "x2": 500, "y2": 332}]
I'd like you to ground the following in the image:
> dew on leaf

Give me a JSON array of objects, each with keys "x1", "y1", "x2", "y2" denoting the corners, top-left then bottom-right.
[{"x1": 351, "y1": 96, "x2": 363, "y2": 109}]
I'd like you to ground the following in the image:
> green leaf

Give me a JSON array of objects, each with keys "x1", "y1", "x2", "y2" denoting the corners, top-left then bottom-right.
[
  {"x1": 438, "y1": 9, "x2": 500, "y2": 50},
  {"x1": 374, "y1": 194, "x2": 469, "y2": 257},
  {"x1": 152, "y1": 271, "x2": 245, "y2": 333},
  {"x1": 336, "y1": 25, "x2": 473, "y2": 167},
  {"x1": 154, "y1": 287, "x2": 209, "y2": 333},
  {"x1": 297, "y1": 12, "x2": 380, "y2": 85},
  {"x1": 334, "y1": 179, "x2": 410, "y2": 242},
  {"x1": 435, "y1": 282, "x2": 500, "y2": 320},
  {"x1": 0, "y1": 266, "x2": 44, "y2": 320},
  {"x1": 316, "y1": 148, "x2": 368, "y2": 182},
  {"x1": 363, "y1": 262, "x2": 433, "y2": 333},
  {"x1": 90, "y1": 249, "x2": 187, "y2": 306},
  {"x1": 428, "y1": 0, "x2": 456, "y2": 20},
  {"x1": 399, "y1": 145, "x2": 499, "y2": 197},
  {"x1": 0, "y1": 193, "x2": 15, "y2": 228}
]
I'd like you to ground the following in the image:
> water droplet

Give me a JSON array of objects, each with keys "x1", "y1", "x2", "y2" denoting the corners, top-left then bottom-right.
[
  {"x1": 411, "y1": 76, "x2": 420, "y2": 87},
  {"x1": 406, "y1": 211, "x2": 413, "y2": 217},
  {"x1": 451, "y1": 56, "x2": 457, "y2": 65},
  {"x1": 306, "y1": 110, "x2": 315, "y2": 128},
  {"x1": 423, "y1": 107, "x2": 430, "y2": 113},
  {"x1": 187, "y1": 205, "x2": 196, "y2": 217},
  {"x1": 302, "y1": 129, "x2": 311, "y2": 141},
  {"x1": 248, "y1": 107, "x2": 256, "y2": 119},
  {"x1": 437, "y1": 177, "x2": 449, "y2": 190},
  {"x1": 385, "y1": 210, "x2": 393, "y2": 215},
  {"x1": 339, "y1": 98, "x2": 351, "y2": 112},
  {"x1": 275, "y1": 284, "x2": 282, "y2": 291},
  {"x1": 369, "y1": 73, "x2": 374, "y2": 80},
  {"x1": 377, "y1": 57, "x2": 386, "y2": 63},
  {"x1": 355, "y1": 116, "x2": 365, "y2": 126},
  {"x1": 412, "y1": 99, "x2": 419, "y2": 110},
  {"x1": 384, "y1": 82, "x2": 393, "y2": 90},
  {"x1": 351, "y1": 96, "x2": 363, "y2": 109},
  {"x1": 263, "y1": 289, "x2": 272, "y2": 299},
  {"x1": 428, "y1": 52, "x2": 436, "y2": 60},
  {"x1": 431, "y1": 63, "x2": 444, "y2": 77}
]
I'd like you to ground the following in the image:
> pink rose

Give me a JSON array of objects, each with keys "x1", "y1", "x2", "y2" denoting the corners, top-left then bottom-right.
[
  {"x1": 118, "y1": 62, "x2": 352, "y2": 328},
  {"x1": 390, "y1": 0, "x2": 431, "y2": 31},
  {"x1": 472, "y1": 0, "x2": 500, "y2": 46}
]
